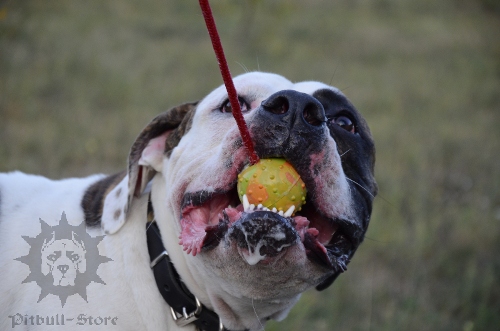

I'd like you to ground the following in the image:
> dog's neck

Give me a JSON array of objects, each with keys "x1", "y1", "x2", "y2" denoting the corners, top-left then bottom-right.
[{"x1": 149, "y1": 177, "x2": 300, "y2": 331}]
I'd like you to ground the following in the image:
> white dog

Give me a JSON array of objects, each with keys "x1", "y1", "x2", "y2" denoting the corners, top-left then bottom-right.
[{"x1": 0, "y1": 72, "x2": 376, "y2": 330}]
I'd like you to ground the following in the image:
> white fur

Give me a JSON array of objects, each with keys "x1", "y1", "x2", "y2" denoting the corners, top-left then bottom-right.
[{"x1": 0, "y1": 72, "x2": 355, "y2": 331}]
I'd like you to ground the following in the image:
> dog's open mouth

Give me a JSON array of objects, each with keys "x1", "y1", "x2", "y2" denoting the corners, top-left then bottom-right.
[{"x1": 178, "y1": 167, "x2": 355, "y2": 272}]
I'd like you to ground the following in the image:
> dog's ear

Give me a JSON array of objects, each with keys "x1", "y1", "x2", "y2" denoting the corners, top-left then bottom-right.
[
  {"x1": 101, "y1": 102, "x2": 197, "y2": 234},
  {"x1": 41, "y1": 236, "x2": 55, "y2": 276},
  {"x1": 70, "y1": 231, "x2": 87, "y2": 273}
]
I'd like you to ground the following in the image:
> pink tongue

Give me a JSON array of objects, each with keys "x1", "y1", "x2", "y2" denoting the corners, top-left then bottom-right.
[
  {"x1": 179, "y1": 204, "x2": 242, "y2": 256},
  {"x1": 294, "y1": 216, "x2": 310, "y2": 241}
]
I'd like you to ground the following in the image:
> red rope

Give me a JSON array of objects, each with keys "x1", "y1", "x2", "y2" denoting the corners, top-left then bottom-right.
[{"x1": 198, "y1": 0, "x2": 260, "y2": 165}]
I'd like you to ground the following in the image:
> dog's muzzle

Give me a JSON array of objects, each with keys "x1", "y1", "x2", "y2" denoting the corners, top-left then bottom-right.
[
  {"x1": 228, "y1": 211, "x2": 299, "y2": 265},
  {"x1": 179, "y1": 89, "x2": 358, "y2": 277}
]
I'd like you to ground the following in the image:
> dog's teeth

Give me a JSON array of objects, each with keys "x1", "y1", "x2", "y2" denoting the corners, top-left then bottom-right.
[
  {"x1": 263, "y1": 207, "x2": 270, "y2": 211},
  {"x1": 243, "y1": 194, "x2": 250, "y2": 211},
  {"x1": 257, "y1": 204, "x2": 263, "y2": 210},
  {"x1": 278, "y1": 211, "x2": 284, "y2": 216},
  {"x1": 228, "y1": 204, "x2": 233, "y2": 209},
  {"x1": 249, "y1": 204, "x2": 255, "y2": 211},
  {"x1": 272, "y1": 207, "x2": 277, "y2": 213},
  {"x1": 284, "y1": 205, "x2": 295, "y2": 217}
]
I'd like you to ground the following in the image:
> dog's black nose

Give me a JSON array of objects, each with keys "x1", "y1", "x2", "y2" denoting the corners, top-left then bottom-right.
[
  {"x1": 261, "y1": 90, "x2": 326, "y2": 127},
  {"x1": 251, "y1": 90, "x2": 328, "y2": 159},
  {"x1": 58, "y1": 265, "x2": 69, "y2": 274}
]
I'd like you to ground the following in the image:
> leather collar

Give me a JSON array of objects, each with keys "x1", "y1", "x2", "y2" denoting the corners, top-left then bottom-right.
[{"x1": 146, "y1": 197, "x2": 228, "y2": 331}]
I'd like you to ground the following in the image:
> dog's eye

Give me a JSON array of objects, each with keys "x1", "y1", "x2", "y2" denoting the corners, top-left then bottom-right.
[
  {"x1": 220, "y1": 97, "x2": 249, "y2": 113},
  {"x1": 66, "y1": 252, "x2": 80, "y2": 262},
  {"x1": 331, "y1": 115, "x2": 356, "y2": 133},
  {"x1": 48, "y1": 253, "x2": 59, "y2": 261}
]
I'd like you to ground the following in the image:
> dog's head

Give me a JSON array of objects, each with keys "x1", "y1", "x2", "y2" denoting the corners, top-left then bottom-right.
[
  {"x1": 100, "y1": 72, "x2": 376, "y2": 329},
  {"x1": 41, "y1": 232, "x2": 87, "y2": 287}
]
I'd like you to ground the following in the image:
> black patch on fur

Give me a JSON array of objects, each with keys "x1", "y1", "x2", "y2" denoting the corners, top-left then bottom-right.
[
  {"x1": 312, "y1": 88, "x2": 377, "y2": 291},
  {"x1": 81, "y1": 171, "x2": 126, "y2": 227},
  {"x1": 316, "y1": 88, "x2": 377, "y2": 239}
]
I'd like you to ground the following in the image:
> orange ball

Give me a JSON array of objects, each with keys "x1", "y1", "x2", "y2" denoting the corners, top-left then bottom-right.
[{"x1": 237, "y1": 158, "x2": 307, "y2": 216}]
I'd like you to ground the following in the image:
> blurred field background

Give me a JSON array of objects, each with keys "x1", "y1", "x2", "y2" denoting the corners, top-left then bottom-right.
[{"x1": 1, "y1": 0, "x2": 499, "y2": 330}]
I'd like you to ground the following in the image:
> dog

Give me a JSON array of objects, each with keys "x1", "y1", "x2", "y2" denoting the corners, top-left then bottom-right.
[{"x1": 0, "y1": 72, "x2": 377, "y2": 330}]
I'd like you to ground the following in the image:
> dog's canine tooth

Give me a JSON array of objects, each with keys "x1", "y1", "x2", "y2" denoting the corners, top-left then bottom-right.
[
  {"x1": 278, "y1": 210, "x2": 284, "y2": 216},
  {"x1": 284, "y1": 205, "x2": 295, "y2": 217},
  {"x1": 243, "y1": 194, "x2": 250, "y2": 211},
  {"x1": 249, "y1": 204, "x2": 255, "y2": 211},
  {"x1": 272, "y1": 207, "x2": 277, "y2": 213},
  {"x1": 257, "y1": 204, "x2": 263, "y2": 210}
]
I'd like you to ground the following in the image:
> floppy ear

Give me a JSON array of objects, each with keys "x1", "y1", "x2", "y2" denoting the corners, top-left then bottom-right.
[{"x1": 101, "y1": 102, "x2": 197, "y2": 234}]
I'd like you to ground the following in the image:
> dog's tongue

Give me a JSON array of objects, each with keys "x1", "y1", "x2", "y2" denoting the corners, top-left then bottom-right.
[{"x1": 179, "y1": 202, "x2": 242, "y2": 256}]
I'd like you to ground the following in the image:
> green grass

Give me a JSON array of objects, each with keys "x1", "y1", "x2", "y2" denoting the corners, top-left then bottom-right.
[{"x1": 1, "y1": 0, "x2": 499, "y2": 330}]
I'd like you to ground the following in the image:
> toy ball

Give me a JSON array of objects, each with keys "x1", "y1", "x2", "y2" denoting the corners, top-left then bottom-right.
[{"x1": 237, "y1": 158, "x2": 307, "y2": 216}]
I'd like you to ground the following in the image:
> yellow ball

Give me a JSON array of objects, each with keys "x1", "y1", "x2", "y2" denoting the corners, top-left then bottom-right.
[{"x1": 237, "y1": 158, "x2": 307, "y2": 215}]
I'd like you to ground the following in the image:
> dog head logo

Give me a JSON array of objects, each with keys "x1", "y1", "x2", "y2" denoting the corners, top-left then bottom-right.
[
  {"x1": 15, "y1": 212, "x2": 112, "y2": 306},
  {"x1": 41, "y1": 231, "x2": 87, "y2": 286}
]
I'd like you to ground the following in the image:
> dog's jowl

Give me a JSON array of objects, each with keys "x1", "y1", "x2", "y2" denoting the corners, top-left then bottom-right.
[{"x1": 0, "y1": 72, "x2": 376, "y2": 331}]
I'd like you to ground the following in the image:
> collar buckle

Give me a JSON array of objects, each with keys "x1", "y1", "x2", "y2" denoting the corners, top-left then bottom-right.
[
  {"x1": 150, "y1": 250, "x2": 168, "y2": 268},
  {"x1": 170, "y1": 296, "x2": 203, "y2": 327}
]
